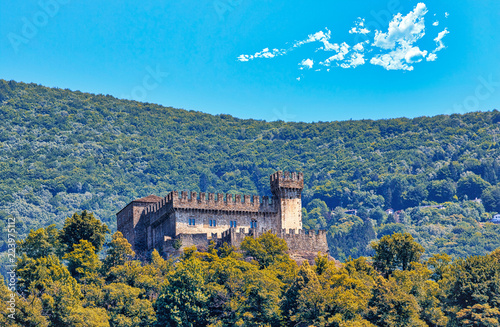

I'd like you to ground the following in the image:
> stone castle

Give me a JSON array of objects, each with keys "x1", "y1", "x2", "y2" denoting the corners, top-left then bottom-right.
[{"x1": 117, "y1": 171, "x2": 328, "y2": 256}]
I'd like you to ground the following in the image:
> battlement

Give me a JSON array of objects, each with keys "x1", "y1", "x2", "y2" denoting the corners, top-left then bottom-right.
[
  {"x1": 142, "y1": 190, "x2": 278, "y2": 225},
  {"x1": 220, "y1": 228, "x2": 327, "y2": 253},
  {"x1": 270, "y1": 171, "x2": 304, "y2": 194}
]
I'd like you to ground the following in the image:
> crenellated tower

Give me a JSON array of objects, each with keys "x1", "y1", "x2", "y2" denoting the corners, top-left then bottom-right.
[{"x1": 270, "y1": 171, "x2": 304, "y2": 231}]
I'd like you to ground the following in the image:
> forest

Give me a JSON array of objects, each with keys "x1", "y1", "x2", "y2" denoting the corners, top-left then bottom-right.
[
  {"x1": 1, "y1": 79, "x2": 500, "y2": 269},
  {"x1": 2, "y1": 211, "x2": 499, "y2": 326}
]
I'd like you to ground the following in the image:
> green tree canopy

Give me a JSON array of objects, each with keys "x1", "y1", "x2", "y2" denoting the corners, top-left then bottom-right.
[
  {"x1": 59, "y1": 210, "x2": 110, "y2": 253},
  {"x1": 240, "y1": 231, "x2": 289, "y2": 268},
  {"x1": 372, "y1": 232, "x2": 425, "y2": 277}
]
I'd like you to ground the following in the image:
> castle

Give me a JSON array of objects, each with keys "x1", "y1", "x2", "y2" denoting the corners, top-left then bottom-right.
[{"x1": 117, "y1": 171, "x2": 328, "y2": 256}]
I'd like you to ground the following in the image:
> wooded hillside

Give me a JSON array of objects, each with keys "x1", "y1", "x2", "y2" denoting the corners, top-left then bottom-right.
[{"x1": 1, "y1": 79, "x2": 499, "y2": 261}]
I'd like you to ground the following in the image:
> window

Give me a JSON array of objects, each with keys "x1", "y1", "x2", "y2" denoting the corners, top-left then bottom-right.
[
  {"x1": 189, "y1": 218, "x2": 196, "y2": 226},
  {"x1": 209, "y1": 219, "x2": 217, "y2": 227},
  {"x1": 230, "y1": 220, "x2": 237, "y2": 228},
  {"x1": 250, "y1": 220, "x2": 257, "y2": 229}
]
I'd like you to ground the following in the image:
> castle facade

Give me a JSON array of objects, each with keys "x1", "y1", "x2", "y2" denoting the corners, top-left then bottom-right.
[{"x1": 117, "y1": 171, "x2": 328, "y2": 255}]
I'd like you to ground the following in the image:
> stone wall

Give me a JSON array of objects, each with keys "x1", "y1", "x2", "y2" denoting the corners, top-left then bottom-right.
[
  {"x1": 117, "y1": 201, "x2": 156, "y2": 253},
  {"x1": 220, "y1": 228, "x2": 328, "y2": 253}
]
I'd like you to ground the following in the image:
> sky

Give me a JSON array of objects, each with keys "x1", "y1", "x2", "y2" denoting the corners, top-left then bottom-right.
[{"x1": 1, "y1": 0, "x2": 500, "y2": 123}]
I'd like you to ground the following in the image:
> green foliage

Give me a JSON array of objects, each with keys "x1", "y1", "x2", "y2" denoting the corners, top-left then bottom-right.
[
  {"x1": 63, "y1": 239, "x2": 101, "y2": 283},
  {"x1": 6, "y1": 212, "x2": 500, "y2": 326},
  {"x1": 59, "y1": 210, "x2": 110, "y2": 253},
  {"x1": 482, "y1": 184, "x2": 500, "y2": 212},
  {"x1": 155, "y1": 256, "x2": 210, "y2": 327},
  {"x1": 172, "y1": 238, "x2": 182, "y2": 250},
  {"x1": 101, "y1": 283, "x2": 155, "y2": 327},
  {"x1": 372, "y1": 232, "x2": 425, "y2": 277},
  {"x1": 1, "y1": 80, "x2": 500, "y2": 265},
  {"x1": 457, "y1": 173, "x2": 491, "y2": 200},
  {"x1": 456, "y1": 304, "x2": 500, "y2": 327},
  {"x1": 240, "y1": 231, "x2": 289, "y2": 268},
  {"x1": 367, "y1": 276, "x2": 427, "y2": 327},
  {"x1": 102, "y1": 231, "x2": 135, "y2": 272},
  {"x1": 443, "y1": 255, "x2": 500, "y2": 311},
  {"x1": 17, "y1": 224, "x2": 61, "y2": 259}
]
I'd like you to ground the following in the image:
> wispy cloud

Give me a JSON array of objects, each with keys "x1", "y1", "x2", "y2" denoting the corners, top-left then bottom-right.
[
  {"x1": 426, "y1": 27, "x2": 449, "y2": 61},
  {"x1": 237, "y1": 2, "x2": 450, "y2": 76},
  {"x1": 349, "y1": 18, "x2": 370, "y2": 35}
]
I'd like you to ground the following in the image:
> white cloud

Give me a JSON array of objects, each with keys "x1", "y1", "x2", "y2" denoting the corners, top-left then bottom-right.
[
  {"x1": 237, "y1": 2, "x2": 450, "y2": 73},
  {"x1": 321, "y1": 42, "x2": 350, "y2": 66},
  {"x1": 371, "y1": 44, "x2": 427, "y2": 71},
  {"x1": 373, "y1": 2, "x2": 428, "y2": 50},
  {"x1": 405, "y1": 46, "x2": 427, "y2": 63},
  {"x1": 426, "y1": 53, "x2": 437, "y2": 61},
  {"x1": 294, "y1": 29, "x2": 337, "y2": 51},
  {"x1": 371, "y1": 50, "x2": 413, "y2": 71},
  {"x1": 349, "y1": 18, "x2": 371, "y2": 35},
  {"x1": 237, "y1": 48, "x2": 287, "y2": 62},
  {"x1": 353, "y1": 41, "x2": 368, "y2": 52},
  {"x1": 425, "y1": 27, "x2": 449, "y2": 61},
  {"x1": 347, "y1": 53, "x2": 366, "y2": 68},
  {"x1": 433, "y1": 28, "x2": 449, "y2": 52},
  {"x1": 300, "y1": 58, "x2": 314, "y2": 69},
  {"x1": 445, "y1": 12, "x2": 450, "y2": 18}
]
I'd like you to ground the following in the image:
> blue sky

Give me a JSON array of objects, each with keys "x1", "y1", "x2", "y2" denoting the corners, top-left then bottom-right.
[{"x1": 1, "y1": 0, "x2": 499, "y2": 122}]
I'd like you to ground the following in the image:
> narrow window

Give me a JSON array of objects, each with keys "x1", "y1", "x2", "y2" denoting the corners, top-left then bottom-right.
[{"x1": 189, "y1": 218, "x2": 196, "y2": 226}]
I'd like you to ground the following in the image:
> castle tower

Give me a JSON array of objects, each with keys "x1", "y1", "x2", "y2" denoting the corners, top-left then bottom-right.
[{"x1": 270, "y1": 171, "x2": 304, "y2": 231}]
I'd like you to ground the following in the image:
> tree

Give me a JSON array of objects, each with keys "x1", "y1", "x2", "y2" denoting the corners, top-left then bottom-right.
[
  {"x1": 102, "y1": 231, "x2": 135, "y2": 272},
  {"x1": 482, "y1": 184, "x2": 500, "y2": 212},
  {"x1": 428, "y1": 180, "x2": 456, "y2": 203},
  {"x1": 372, "y1": 233, "x2": 425, "y2": 277},
  {"x1": 17, "y1": 224, "x2": 62, "y2": 259},
  {"x1": 59, "y1": 210, "x2": 110, "y2": 253},
  {"x1": 457, "y1": 173, "x2": 491, "y2": 200},
  {"x1": 456, "y1": 304, "x2": 500, "y2": 326},
  {"x1": 63, "y1": 239, "x2": 101, "y2": 284},
  {"x1": 444, "y1": 255, "x2": 500, "y2": 311},
  {"x1": 101, "y1": 283, "x2": 156, "y2": 327},
  {"x1": 16, "y1": 254, "x2": 83, "y2": 326},
  {"x1": 240, "y1": 231, "x2": 289, "y2": 268},
  {"x1": 367, "y1": 276, "x2": 427, "y2": 327},
  {"x1": 0, "y1": 277, "x2": 49, "y2": 327},
  {"x1": 155, "y1": 256, "x2": 210, "y2": 327}
]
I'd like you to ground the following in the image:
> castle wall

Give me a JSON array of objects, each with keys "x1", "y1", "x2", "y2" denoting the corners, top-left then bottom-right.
[
  {"x1": 117, "y1": 201, "x2": 154, "y2": 253},
  {"x1": 281, "y1": 229, "x2": 328, "y2": 253},
  {"x1": 175, "y1": 209, "x2": 278, "y2": 239},
  {"x1": 221, "y1": 228, "x2": 328, "y2": 253}
]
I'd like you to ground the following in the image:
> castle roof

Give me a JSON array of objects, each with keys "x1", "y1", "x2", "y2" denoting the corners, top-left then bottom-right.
[{"x1": 134, "y1": 194, "x2": 162, "y2": 203}]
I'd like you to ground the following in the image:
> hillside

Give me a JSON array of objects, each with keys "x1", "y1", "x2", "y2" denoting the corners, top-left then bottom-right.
[{"x1": 1, "y1": 79, "x2": 500, "y2": 260}]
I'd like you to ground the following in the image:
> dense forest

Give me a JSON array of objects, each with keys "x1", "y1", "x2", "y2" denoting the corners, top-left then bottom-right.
[
  {"x1": 2, "y1": 212, "x2": 499, "y2": 326},
  {"x1": 1, "y1": 79, "x2": 500, "y2": 265}
]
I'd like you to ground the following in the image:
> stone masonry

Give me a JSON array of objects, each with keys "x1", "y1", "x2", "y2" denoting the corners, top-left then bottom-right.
[{"x1": 116, "y1": 171, "x2": 328, "y2": 256}]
